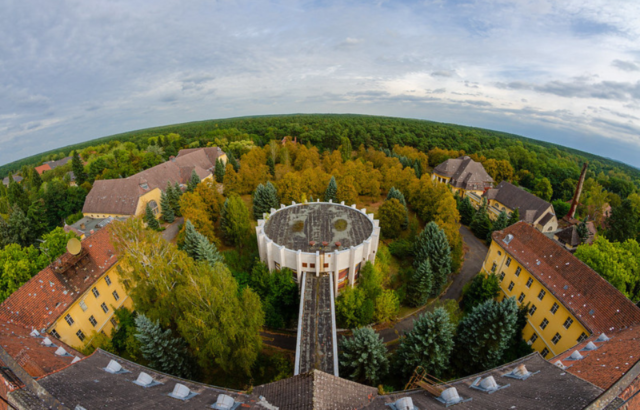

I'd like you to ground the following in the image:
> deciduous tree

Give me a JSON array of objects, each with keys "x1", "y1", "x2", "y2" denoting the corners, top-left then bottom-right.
[
  {"x1": 378, "y1": 198, "x2": 406, "y2": 238},
  {"x1": 220, "y1": 196, "x2": 252, "y2": 247}
]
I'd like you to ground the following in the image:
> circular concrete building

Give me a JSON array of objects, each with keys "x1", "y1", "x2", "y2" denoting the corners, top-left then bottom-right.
[{"x1": 256, "y1": 201, "x2": 380, "y2": 293}]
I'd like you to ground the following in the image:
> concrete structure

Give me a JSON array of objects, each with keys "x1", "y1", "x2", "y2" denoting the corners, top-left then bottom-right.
[
  {"x1": 256, "y1": 201, "x2": 380, "y2": 294},
  {"x1": 484, "y1": 222, "x2": 640, "y2": 359}
]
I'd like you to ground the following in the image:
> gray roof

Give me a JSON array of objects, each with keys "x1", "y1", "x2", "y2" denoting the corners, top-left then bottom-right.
[
  {"x1": 555, "y1": 222, "x2": 596, "y2": 248},
  {"x1": 66, "y1": 216, "x2": 128, "y2": 238},
  {"x1": 433, "y1": 156, "x2": 494, "y2": 191},
  {"x1": 44, "y1": 156, "x2": 72, "y2": 169},
  {"x1": 484, "y1": 181, "x2": 554, "y2": 224},
  {"x1": 2, "y1": 175, "x2": 22, "y2": 186},
  {"x1": 264, "y1": 203, "x2": 373, "y2": 252}
]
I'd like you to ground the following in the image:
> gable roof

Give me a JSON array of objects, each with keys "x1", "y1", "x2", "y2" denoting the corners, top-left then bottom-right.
[
  {"x1": 0, "y1": 228, "x2": 118, "y2": 330},
  {"x1": 485, "y1": 181, "x2": 554, "y2": 223},
  {"x1": 34, "y1": 164, "x2": 52, "y2": 175},
  {"x1": 433, "y1": 156, "x2": 494, "y2": 191},
  {"x1": 553, "y1": 325, "x2": 640, "y2": 390},
  {"x1": 493, "y1": 222, "x2": 640, "y2": 335},
  {"x1": 43, "y1": 157, "x2": 72, "y2": 170},
  {"x1": 253, "y1": 369, "x2": 377, "y2": 410},
  {"x1": 82, "y1": 147, "x2": 223, "y2": 216},
  {"x1": 2, "y1": 175, "x2": 23, "y2": 187},
  {"x1": 555, "y1": 223, "x2": 596, "y2": 248}
]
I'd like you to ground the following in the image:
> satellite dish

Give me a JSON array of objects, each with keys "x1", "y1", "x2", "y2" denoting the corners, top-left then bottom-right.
[{"x1": 67, "y1": 238, "x2": 82, "y2": 255}]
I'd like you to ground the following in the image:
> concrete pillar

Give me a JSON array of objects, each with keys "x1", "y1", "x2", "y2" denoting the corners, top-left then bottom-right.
[
  {"x1": 348, "y1": 246, "x2": 356, "y2": 288},
  {"x1": 296, "y1": 250, "x2": 302, "y2": 283},
  {"x1": 266, "y1": 239, "x2": 274, "y2": 270},
  {"x1": 315, "y1": 251, "x2": 320, "y2": 277},
  {"x1": 334, "y1": 249, "x2": 339, "y2": 294},
  {"x1": 279, "y1": 246, "x2": 285, "y2": 270}
]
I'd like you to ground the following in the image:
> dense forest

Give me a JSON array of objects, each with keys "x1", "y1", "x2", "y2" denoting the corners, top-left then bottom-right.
[{"x1": 1, "y1": 114, "x2": 639, "y2": 390}]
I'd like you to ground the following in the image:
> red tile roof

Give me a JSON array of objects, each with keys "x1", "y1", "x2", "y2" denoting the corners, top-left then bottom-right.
[
  {"x1": 0, "y1": 228, "x2": 118, "y2": 330},
  {"x1": 34, "y1": 164, "x2": 51, "y2": 175},
  {"x1": 493, "y1": 222, "x2": 640, "y2": 335},
  {"x1": 552, "y1": 325, "x2": 640, "y2": 390}
]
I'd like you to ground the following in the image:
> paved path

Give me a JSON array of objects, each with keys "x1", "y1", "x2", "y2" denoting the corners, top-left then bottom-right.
[
  {"x1": 162, "y1": 217, "x2": 184, "y2": 242},
  {"x1": 260, "y1": 225, "x2": 489, "y2": 349}
]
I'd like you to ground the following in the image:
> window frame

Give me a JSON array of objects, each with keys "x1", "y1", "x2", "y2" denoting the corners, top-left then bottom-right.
[
  {"x1": 552, "y1": 333, "x2": 562, "y2": 345},
  {"x1": 529, "y1": 334, "x2": 538, "y2": 344},
  {"x1": 92, "y1": 287, "x2": 100, "y2": 298},
  {"x1": 112, "y1": 290, "x2": 120, "y2": 301},
  {"x1": 563, "y1": 317, "x2": 574, "y2": 329},
  {"x1": 577, "y1": 332, "x2": 588, "y2": 343},
  {"x1": 529, "y1": 305, "x2": 537, "y2": 316},
  {"x1": 50, "y1": 329, "x2": 60, "y2": 339},
  {"x1": 515, "y1": 267, "x2": 521, "y2": 277},
  {"x1": 105, "y1": 275, "x2": 112, "y2": 286},
  {"x1": 79, "y1": 300, "x2": 88, "y2": 311},
  {"x1": 76, "y1": 329, "x2": 85, "y2": 342},
  {"x1": 541, "y1": 348, "x2": 549, "y2": 358},
  {"x1": 551, "y1": 303, "x2": 559, "y2": 314},
  {"x1": 540, "y1": 318, "x2": 549, "y2": 330},
  {"x1": 64, "y1": 314, "x2": 74, "y2": 326},
  {"x1": 537, "y1": 289, "x2": 546, "y2": 301},
  {"x1": 508, "y1": 281, "x2": 515, "y2": 292},
  {"x1": 101, "y1": 302, "x2": 109, "y2": 313},
  {"x1": 505, "y1": 257, "x2": 512, "y2": 267},
  {"x1": 526, "y1": 278, "x2": 533, "y2": 288},
  {"x1": 518, "y1": 293, "x2": 525, "y2": 303},
  {"x1": 89, "y1": 316, "x2": 97, "y2": 327}
]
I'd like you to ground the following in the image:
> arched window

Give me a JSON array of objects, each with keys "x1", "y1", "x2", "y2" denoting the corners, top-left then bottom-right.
[{"x1": 148, "y1": 200, "x2": 159, "y2": 215}]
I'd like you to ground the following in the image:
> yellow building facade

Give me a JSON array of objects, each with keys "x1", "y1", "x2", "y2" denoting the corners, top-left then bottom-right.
[
  {"x1": 47, "y1": 263, "x2": 133, "y2": 350},
  {"x1": 484, "y1": 240, "x2": 589, "y2": 358}
]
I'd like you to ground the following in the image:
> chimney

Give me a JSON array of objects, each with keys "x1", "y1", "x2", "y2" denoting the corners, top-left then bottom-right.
[
  {"x1": 567, "y1": 162, "x2": 588, "y2": 220},
  {"x1": 170, "y1": 156, "x2": 175, "y2": 162}
]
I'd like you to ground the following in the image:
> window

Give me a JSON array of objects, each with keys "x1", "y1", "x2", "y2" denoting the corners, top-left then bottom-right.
[
  {"x1": 529, "y1": 305, "x2": 537, "y2": 316},
  {"x1": 499, "y1": 272, "x2": 505, "y2": 282},
  {"x1": 64, "y1": 314, "x2": 74, "y2": 326},
  {"x1": 563, "y1": 317, "x2": 574, "y2": 329},
  {"x1": 76, "y1": 330, "x2": 85, "y2": 342},
  {"x1": 310, "y1": 263, "x2": 315, "y2": 268},
  {"x1": 491, "y1": 262, "x2": 497, "y2": 272},
  {"x1": 526, "y1": 278, "x2": 533, "y2": 288},
  {"x1": 123, "y1": 280, "x2": 130, "y2": 290},
  {"x1": 541, "y1": 348, "x2": 549, "y2": 358},
  {"x1": 79, "y1": 301, "x2": 88, "y2": 312},
  {"x1": 529, "y1": 334, "x2": 538, "y2": 344},
  {"x1": 552, "y1": 333, "x2": 562, "y2": 345},
  {"x1": 551, "y1": 303, "x2": 559, "y2": 314},
  {"x1": 518, "y1": 293, "x2": 525, "y2": 303},
  {"x1": 105, "y1": 275, "x2": 112, "y2": 286},
  {"x1": 101, "y1": 303, "x2": 109, "y2": 313},
  {"x1": 515, "y1": 267, "x2": 521, "y2": 277},
  {"x1": 323, "y1": 263, "x2": 329, "y2": 268},
  {"x1": 540, "y1": 318, "x2": 549, "y2": 329},
  {"x1": 92, "y1": 287, "x2": 100, "y2": 298},
  {"x1": 111, "y1": 318, "x2": 118, "y2": 328},
  {"x1": 505, "y1": 257, "x2": 512, "y2": 267},
  {"x1": 50, "y1": 329, "x2": 60, "y2": 339},
  {"x1": 148, "y1": 200, "x2": 159, "y2": 215},
  {"x1": 302, "y1": 263, "x2": 308, "y2": 268},
  {"x1": 537, "y1": 290, "x2": 546, "y2": 301},
  {"x1": 508, "y1": 281, "x2": 514, "y2": 292},
  {"x1": 577, "y1": 332, "x2": 588, "y2": 343},
  {"x1": 112, "y1": 291, "x2": 120, "y2": 301},
  {"x1": 89, "y1": 316, "x2": 97, "y2": 327}
]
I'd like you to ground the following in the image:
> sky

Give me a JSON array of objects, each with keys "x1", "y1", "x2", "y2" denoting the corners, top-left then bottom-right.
[{"x1": 1, "y1": 0, "x2": 640, "y2": 168}]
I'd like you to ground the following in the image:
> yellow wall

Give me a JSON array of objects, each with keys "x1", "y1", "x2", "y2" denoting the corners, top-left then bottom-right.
[
  {"x1": 219, "y1": 154, "x2": 228, "y2": 164},
  {"x1": 47, "y1": 264, "x2": 133, "y2": 350},
  {"x1": 484, "y1": 241, "x2": 589, "y2": 359},
  {"x1": 134, "y1": 188, "x2": 163, "y2": 217},
  {"x1": 83, "y1": 212, "x2": 130, "y2": 219}
]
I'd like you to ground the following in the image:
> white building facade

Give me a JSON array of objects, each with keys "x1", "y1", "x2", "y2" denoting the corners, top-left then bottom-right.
[{"x1": 256, "y1": 201, "x2": 380, "y2": 295}]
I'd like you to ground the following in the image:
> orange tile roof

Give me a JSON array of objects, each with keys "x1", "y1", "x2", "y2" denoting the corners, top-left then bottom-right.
[
  {"x1": 493, "y1": 222, "x2": 640, "y2": 335},
  {"x1": 552, "y1": 326, "x2": 640, "y2": 390},
  {"x1": 34, "y1": 164, "x2": 51, "y2": 175},
  {"x1": 0, "y1": 228, "x2": 118, "y2": 331}
]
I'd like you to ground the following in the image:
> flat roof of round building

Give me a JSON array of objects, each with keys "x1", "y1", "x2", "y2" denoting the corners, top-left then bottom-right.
[{"x1": 264, "y1": 203, "x2": 373, "y2": 252}]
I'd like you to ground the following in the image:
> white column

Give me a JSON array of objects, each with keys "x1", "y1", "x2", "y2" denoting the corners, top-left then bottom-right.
[
  {"x1": 334, "y1": 249, "x2": 339, "y2": 294},
  {"x1": 315, "y1": 251, "x2": 320, "y2": 277},
  {"x1": 348, "y1": 246, "x2": 356, "y2": 288},
  {"x1": 296, "y1": 250, "x2": 302, "y2": 283}
]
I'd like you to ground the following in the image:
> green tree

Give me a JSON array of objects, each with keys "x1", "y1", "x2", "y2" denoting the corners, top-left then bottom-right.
[
  {"x1": 215, "y1": 158, "x2": 226, "y2": 183},
  {"x1": 339, "y1": 327, "x2": 389, "y2": 385},
  {"x1": 249, "y1": 263, "x2": 299, "y2": 328},
  {"x1": 7, "y1": 207, "x2": 32, "y2": 247},
  {"x1": 386, "y1": 187, "x2": 409, "y2": 229},
  {"x1": 220, "y1": 196, "x2": 252, "y2": 247},
  {"x1": 453, "y1": 298, "x2": 518, "y2": 375},
  {"x1": 7, "y1": 180, "x2": 29, "y2": 213},
  {"x1": 336, "y1": 286, "x2": 374, "y2": 328},
  {"x1": 396, "y1": 307, "x2": 455, "y2": 378},
  {"x1": 183, "y1": 220, "x2": 224, "y2": 267},
  {"x1": 71, "y1": 151, "x2": 87, "y2": 185},
  {"x1": 324, "y1": 176, "x2": 338, "y2": 202},
  {"x1": 457, "y1": 196, "x2": 475, "y2": 226},
  {"x1": 533, "y1": 177, "x2": 553, "y2": 201},
  {"x1": 227, "y1": 152, "x2": 240, "y2": 172},
  {"x1": 461, "y1": 273, "x2": 500, "y2": 312},
  {"x1": 40, "y1": 227, "x2": 79, "y2": 264},
  {"x1": 169, "y1": 182, "x2": 183, "y2": 217},
  {"x1": 374, "y1": 289, "x2": 399, "y2": 323},
  {"x1": 339, "y1": 136, "x2": 353, "y2": 162},
  {"x1": 407, "y1": 259, "x2": 433, "y2": 307},
  {"x1": 160, "y1": 191, "x2": 175, "y2": 223},
  {"x1": 552, "y1": 199, "x2": 571, "y2": 220},
  {"x1": 266, "y1": 156, "x2": 275, "y2": 177},
  {"x1": 508, "y1": 208, "x2": 520, "y2": 226},
  {"x1": 379, "y1": 198, "x2": 406, "y2": 238},
  {"x1": 470, "y1": 206, "x2": 492, "y2": 240},
  {"x1": 413, "y1": 222, "x2": 451, "y2": 296},
  {"x1": 487, "y1": 210, "x2": 509, "y2": 243},
  {"x1": 187, "y1": 169, "x2": 200, "y2": 192},
  {"x1": 145, "y1": 203, "x2": 161, "y2": 230},
  {"x1": 27, "y1": 199, "x2": 49, "y2": 241},
  {"x1": 134, "y1": 314, "x2": 192, "y2": 378},
  {"x1": 606, "y1": 199, "x2": 639, "y2": 242},
  {"x1": 0, "y1": 244, "x2": 47, "y2": 301},
  {"x1": 253, "y1": 182, "x2": 279, "y2": 220}
]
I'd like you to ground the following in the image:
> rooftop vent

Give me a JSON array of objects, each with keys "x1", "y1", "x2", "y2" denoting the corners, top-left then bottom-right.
[
  {"x1": 386, "y1": 397, "x2": 418, "y2": 410},
  {"x1": 71, "y1": 356, "x2": 81, "y2": 364},
  {"x1": 589, "y1": 309, "x2": 595, "y2": 315},
  {"x1": 504, "y1": 364, "x2": 539, "y2": 380},
  {"x1": 597, "y1": 333, "x2": 610, "y2": 342},
  {"x1": 435, "y1": 387, "x2": 471, "y2": 406},
  {"x1": 563, "y1": 285, "x2": 569, "y2": 290},
  {"x1": 554, "y1": 360, "x2": 566, "y2": 369},
  {"x1": 470, "y1": 376, "x2": 509, "y2": 394},
  {"x1": 133, "y1": 372, "x2": 162, "y2": 388},
  {"x1": 75, "y1": 406, "x2": 87, "y2": 410},
  {"x1": 309, "y1": 241, "x2": 316, "y2": 247},
  {"x1": 567, "y1": 350, "x2": 584, "y2": 361},
  {"x1": 169, "y1": 383, "x2": 198, "y2": 401},
  {"x1": 212, "y1": 394, "x2": 243, "y2": 410},
  {"x1": 322, "y1": 241, "x2": 329, "y2": 247},
  {"x1": 55, "y1": 347, "x2": 72, "y2": 357},
  {"x1": 30, "y1": 329, "x2": 42, "y2": 338},
  {"x1": 41, "y1": 337, "x2": 54, "y2": 347},
  {"x1": 582, "y1": 341, "x2": 598, "y2": 351},
  {"x1": 104, "y1": 360, "x2": 129, "y2": 374},
  {"x1": 335, "y1": 241, "x2": 341, "y2": 247},
  {"x1": 503, "y1": 234, "x2": 514, "y2": 245}
]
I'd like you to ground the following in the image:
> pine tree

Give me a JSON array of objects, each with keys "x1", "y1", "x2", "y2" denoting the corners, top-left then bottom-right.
[
  {"x1": 453, "y1": 298, "x2": 518, "y2": 375},
  {"x1": 324, "y1": 176, "x2": 338, "y2": 202},
  {"x1": 461, "y1": 273, "x2": 500, "y2": 312},
  {"x1": 30, "y1": 168, "x2": 43, "y2": 190},
  {"x1": 487, "y1": 210, "x2": 508, "y2": 243},
  {"x1": 508, "y1": 208, "x2": 520, "y2": 226},
  {"x1": 160, "y1": 191, "x2": 175, "y2": 223},
  {"x1": 28, "y1": 199, "x2": 48, "y2": 240},
  {"x1": 339, "y1": 136, "x2": 352, "y2": 162},
  {"x1": 396, "y1": 307, "x2": 455, "y2": 378},
  {"x1": 457, "y1": 196, "x2": 475, "y2": 226},
  {"x1": 187, "y1": 169, "x2": 200, "y2": 192},
  {"x1": 413, "y1": 222, "x2": 451, "y2": 296},
  {"x1": 134, "y1": 314, "x2": 191, "y2": 378},
  {"x1": 169, "y1": 182, "x2": 182, "y2": 217},
  {"x1": 471, "y1": 206, "x2": 492, "y2": 240},
  {"x1": 407, "y1": 259, "x2": 434, "y2": 307},
  {"x1": 220, "y1": 196, "x2": 251, "y2": 247},
  {"x1": 145, "y1": 204, "x2": 160, "y2": 231},
  {"x1": 266, "y1": 156, "x2": 275, "y2": 177},
  {"x1": 183, "y1": 220, "x2": 224, "y2": 266},
  {"x1": 71, "y1": 151, "x2": 87, "y2": 185},
  {"x1": 577, "y1": 218, "x2": 590, "y2": 243},
  {"x1": 183, "y1": 220, "x2": 200, "y2": 257},
  {"x1": 386, "y1": 187, "x2": 408, "y2": 229},
  {"x1": 7, "y1": 180, "x2": 29, "y2": 213},
  {"x1": 339, "y1": 327, "x2": 389, "y2": 385},
  {"x1": 252, "y1": 183, "x2": 279, "y2": 220},
  {"x1": 215, "y1": 159, "x2": 226, "y2": 183},
  {"x1": 7, "y1": 207, "x2": 32, "y2": 247},
  {"x1": 227, "y1": 152, "x2": 240, "y2": 172},
  {"x1": 413, "y1": 159, "x2": 422, "y2": 179}
]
